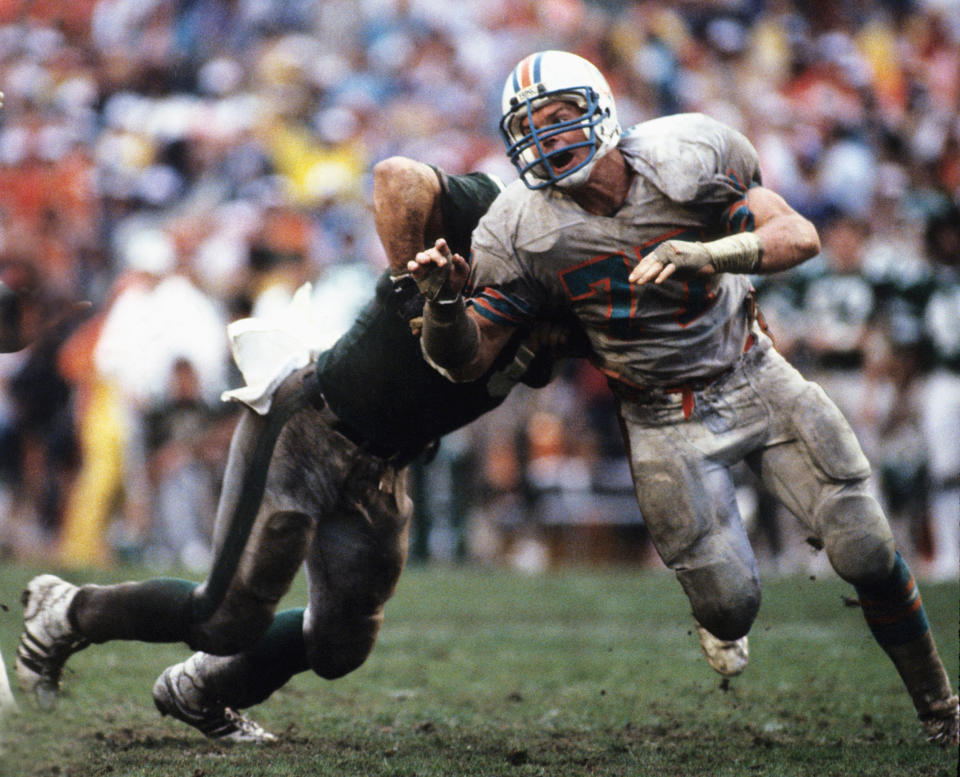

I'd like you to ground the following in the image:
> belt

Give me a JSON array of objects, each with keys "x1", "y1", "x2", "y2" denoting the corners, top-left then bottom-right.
[
  {"x1": 611, "y1": 331, "x2": 756, "y2": 420},
  {"x1": 300, "y1": 370, "x2": 420, "y2": 466}
]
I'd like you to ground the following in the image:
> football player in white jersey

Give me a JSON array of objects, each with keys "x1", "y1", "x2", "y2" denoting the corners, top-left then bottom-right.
[
  {"x1": 920, "y1": 204, "x2": 960, "y2": 582},
  {"x1": 408, "y1": 50, "x2": 958, "y2": 746}
]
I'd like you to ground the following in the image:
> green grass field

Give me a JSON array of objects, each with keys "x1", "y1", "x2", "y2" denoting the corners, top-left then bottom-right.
[{"x1": 0, "y1": 560, "x2": 957, "y2": 777}]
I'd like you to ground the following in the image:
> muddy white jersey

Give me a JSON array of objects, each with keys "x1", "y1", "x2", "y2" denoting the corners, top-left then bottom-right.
[{"x1": 468, "y1": 112, "x2": 762, "y2": 388}]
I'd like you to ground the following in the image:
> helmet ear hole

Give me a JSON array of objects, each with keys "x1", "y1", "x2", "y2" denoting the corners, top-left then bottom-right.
[{"x1": 500, "y1": 51, "x2": 620, "y2": 190}]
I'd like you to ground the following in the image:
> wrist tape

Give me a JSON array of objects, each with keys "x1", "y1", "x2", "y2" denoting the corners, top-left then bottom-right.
[
  {"x1": 422, "y1": 297, "x2": 479, "y2": 369},
  {"x1": 704, "y1": 232, "x2": 764, "y2": 274}
]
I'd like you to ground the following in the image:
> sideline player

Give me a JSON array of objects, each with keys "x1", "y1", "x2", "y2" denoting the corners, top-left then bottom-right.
[
  {"x1": 0, "y1": 274, "x2": 24, "y2": 719},
  {"x1": 1, "y1": 265, "x2": 91, "y2": 717},
  {"x1": 919, "y1": 204, "x2": 960, "y2": 581},
  {"x1": 0, "y1": 84, "x2": 87, "y2": 721},
  {"x1": 16, "y1": 157, "x2": 578, "y2": 741},
  {"x1": 0, "y1": 274, "x2": 21, "y2": 718},
  {"x1": 409, "y1": 50, "x2": 959, "y2": 746}
]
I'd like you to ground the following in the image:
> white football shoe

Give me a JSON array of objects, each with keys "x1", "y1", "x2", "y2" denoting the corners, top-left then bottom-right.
[
  {"x1": 695, "y1": 621, "x2": 749, "y2": 677},
  {"x1": 153, "y1": 655, "x2": 277, "y2": 744},
  {"x1": 16, "y1": 574, "x2": 89, "y2": 710},
  {"x1": 0, "y1": 645, "x2": 18, "y2": 715}
]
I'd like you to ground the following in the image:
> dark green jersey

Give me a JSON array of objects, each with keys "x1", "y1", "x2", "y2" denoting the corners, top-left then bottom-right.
[{"x1": 313, "y1": 169, "x2": 548, "y2": 461}]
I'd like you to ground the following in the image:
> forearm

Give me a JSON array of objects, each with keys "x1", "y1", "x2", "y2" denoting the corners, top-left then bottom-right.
[
  {"x1": 690, "y1": 193, "x2": 821, "y2": 276},
  {"x1": 746, "y1": 185, "x2": 820, "y2": 273},
  {"x1": 682, "y1": 207, "x2": 820, "y2": 276},
  {"x1": 421, "y1": 299, "x2": 512, "y2": 382},
  {"x1": 752, "y1": 212, "x2": 821, "y2": 273},
  {"x1": 421, "y1": 297, "x2": 480, "y2": 377}
]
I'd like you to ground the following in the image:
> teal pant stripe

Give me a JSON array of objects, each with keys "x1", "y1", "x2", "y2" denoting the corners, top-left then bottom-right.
[{"x1": 855, "y1": 552, "x2": 930, "y2": 647}]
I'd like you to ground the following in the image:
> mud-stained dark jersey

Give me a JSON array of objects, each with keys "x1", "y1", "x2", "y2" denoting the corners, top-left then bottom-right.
[{"x1": 314, "y1": 169, "x2": 550, "y2": 461}]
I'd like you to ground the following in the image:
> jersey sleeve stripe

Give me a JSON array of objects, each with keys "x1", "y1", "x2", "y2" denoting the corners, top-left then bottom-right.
[
  {"x1": 470, "y1": 300, "x2": 524, "y2": 326},
  {"x1": 723, "y1": 199, "x2": 755, "y2": 233},
  {"x1": 473, "y1": 295, "x2": 525, "y2": 322},
  {"x1": 480, "y1": 287, "x2": 529, "y2": 310},
  {"x1": 484, "y1": 287, "x2": 536, "y2": 318},
  {"x1": 468, "y1": 291, "x2": 531, "y2": 326},
  {"x1": 722, "y1": 168, "x2": 747, "y2": 193}
]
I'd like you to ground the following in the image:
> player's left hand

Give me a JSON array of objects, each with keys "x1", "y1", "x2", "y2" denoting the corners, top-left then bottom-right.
[
  {"x1": 407, "y1": 238, "x2": 470, "y2": 303},
  {"x1": 629, "y1": 239, "x2": 714, "y2": 285}
]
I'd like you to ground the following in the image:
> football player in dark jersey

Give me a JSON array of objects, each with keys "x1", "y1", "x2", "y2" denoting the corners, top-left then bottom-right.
[{"x1": 16, "y1": 157, "x2": 578, "y2": 741}]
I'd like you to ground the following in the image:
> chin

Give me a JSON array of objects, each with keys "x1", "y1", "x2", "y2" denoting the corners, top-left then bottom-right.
[{"x1": 554, "y1": 163, "x2": 594, "y2": 189}]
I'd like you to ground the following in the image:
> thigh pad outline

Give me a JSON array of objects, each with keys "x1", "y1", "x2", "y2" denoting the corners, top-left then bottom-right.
[{"x1": 791, "y1": 382, "x2": 871, "y2": 481}]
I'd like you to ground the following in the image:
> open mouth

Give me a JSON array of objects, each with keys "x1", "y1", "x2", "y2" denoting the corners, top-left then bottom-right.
[{"x1": 548, "y1": 150, "x2": 574, "y2": 170}]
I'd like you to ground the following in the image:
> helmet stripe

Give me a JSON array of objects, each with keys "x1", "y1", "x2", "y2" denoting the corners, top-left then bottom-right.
[
  {"x1": 512, "y1": 52, "x2": 548, "y2": 93},
  {"x1": 518, "y1": 55, "x2": 534, "y2": 89}
]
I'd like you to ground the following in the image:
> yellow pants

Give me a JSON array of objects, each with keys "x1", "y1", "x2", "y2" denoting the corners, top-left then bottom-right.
[{"x1": 57, "y1": 379, "x2": 126, "y2": 568}]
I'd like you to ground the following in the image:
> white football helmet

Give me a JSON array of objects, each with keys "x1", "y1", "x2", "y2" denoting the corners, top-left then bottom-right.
[{"x1": 500, "y1": 50, "x2": 621, "y2": 189}]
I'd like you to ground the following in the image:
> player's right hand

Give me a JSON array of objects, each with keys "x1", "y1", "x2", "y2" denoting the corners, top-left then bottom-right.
[
  {"x1": 407, "y1": 238, "x2": 470, "y2": 303},
  {"x1": 629, "y1": 239, "x2": 714, "y2": 285}
]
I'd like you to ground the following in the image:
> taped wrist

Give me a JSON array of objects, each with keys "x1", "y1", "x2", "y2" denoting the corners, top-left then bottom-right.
[
  {"x1": 704, "y1": 232, "x2": 764, "y2": 274},
  {"x1": 421, "y1": 296, "x2": 479, "y2": 369}
]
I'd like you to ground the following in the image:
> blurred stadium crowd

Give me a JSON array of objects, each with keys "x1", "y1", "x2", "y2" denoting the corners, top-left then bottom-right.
[{"x1": 0, "y1": 0, "x2": 956, "y2": 580}]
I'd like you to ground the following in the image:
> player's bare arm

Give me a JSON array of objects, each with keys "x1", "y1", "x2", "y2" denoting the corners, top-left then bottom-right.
[
  {"x1": 744, "y1": 186, "x2": 821, "y2": 272},
  {"x1": 629, "y1": 186, "x2": 820, "y2": 285},
  {"x1": 373, "y1": 156, "x2": 443, "y2": 275},
  {"x1": 408, "y1": 238, "x2": 517, "y2": 381}
]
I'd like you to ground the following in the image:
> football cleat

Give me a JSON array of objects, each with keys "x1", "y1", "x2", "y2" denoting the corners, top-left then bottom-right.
[
  {"x1": 153, "y1": 656, "x2": 276, "y2": 744},
  {"x1": 920, "y1": 695, "x2": 959, "y2": 747},
  {"x1": 16, "y1": 574, "x2": 89, "y2": 710},
  {"x1": 0, "y1": 645, "x2": 18, "y2": 714},
  {"x1": 695, "y1": 621, "x2": 749, "y2": 678}
]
